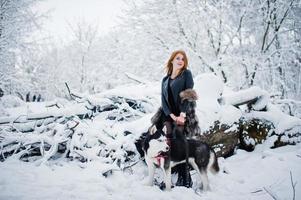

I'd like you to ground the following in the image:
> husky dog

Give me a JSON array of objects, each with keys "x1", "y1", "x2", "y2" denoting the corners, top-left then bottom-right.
[{"x1": 142, "y1": 125, "x2": 219, "y2": 191}]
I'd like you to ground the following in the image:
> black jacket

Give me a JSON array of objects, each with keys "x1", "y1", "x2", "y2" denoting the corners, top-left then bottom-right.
[{"x1": 161, "y1": 69, "x2": 194, "y2": 117}]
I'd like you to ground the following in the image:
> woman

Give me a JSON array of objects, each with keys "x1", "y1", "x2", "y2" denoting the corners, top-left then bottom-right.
[{"x1": 161, "y1": 50, "x2": 194, "y2": 187}]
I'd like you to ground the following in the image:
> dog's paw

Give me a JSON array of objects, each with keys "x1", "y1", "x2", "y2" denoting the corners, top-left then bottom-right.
[{"x1": 158, "y1": 182, "x2": 166, "y2": 191}]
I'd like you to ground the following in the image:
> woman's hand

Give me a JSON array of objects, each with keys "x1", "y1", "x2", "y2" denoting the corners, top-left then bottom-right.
[
  {"x1": 176, "y1": 116, "x2": 185, "y2": 126},
  {"x1": 170, "y1": 113, "x2": 185, "y2": 125},
  {"x1": 170, "y1": 113, "x2": 177, "y2": 121},
  {"x1": 180, "y1": 112, "x2": 186, "y2": 118}
]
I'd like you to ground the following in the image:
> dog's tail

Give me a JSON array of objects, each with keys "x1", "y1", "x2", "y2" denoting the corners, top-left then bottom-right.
[{"x1": 208, "y1": 150, "x2": 219, "y2": 174}]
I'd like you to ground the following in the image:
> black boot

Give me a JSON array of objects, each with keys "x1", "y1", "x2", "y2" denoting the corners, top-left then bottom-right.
[
  {"x1": 184, "y1": 164, "x2": 192, "y2": 188},
  {"x1": 175, "y1": 165, "x2": 184, "y2": 186},
  {"x1": 175, "y1": 164, "x2": 192, "y2": 187}
]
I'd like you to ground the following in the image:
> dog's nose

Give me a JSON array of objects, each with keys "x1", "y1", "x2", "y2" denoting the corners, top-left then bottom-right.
[{"x1": 165, "y1": 146, "x2": 169, "y2": 151}]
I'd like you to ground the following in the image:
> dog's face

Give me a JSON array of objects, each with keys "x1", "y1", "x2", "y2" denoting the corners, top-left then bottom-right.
[{"x1": 144, "y1": 125, "x2": 169, "y2": 158}]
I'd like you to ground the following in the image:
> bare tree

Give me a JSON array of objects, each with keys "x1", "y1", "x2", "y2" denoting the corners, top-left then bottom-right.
[{"x1": 66, "y1": 19, "x2": 99, "y2": 93}]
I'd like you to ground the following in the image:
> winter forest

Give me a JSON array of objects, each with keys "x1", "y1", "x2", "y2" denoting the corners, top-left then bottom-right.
[{"x1": 1, "y1": 0, "x2": 301, "y2": 199}]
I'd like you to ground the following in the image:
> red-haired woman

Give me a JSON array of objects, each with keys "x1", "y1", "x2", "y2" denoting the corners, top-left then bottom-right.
[{"x1": 161, "y1": 50, "x2": 194, "y2": 187}]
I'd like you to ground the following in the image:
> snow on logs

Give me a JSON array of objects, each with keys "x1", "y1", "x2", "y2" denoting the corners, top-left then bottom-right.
[
  {"x1": 194, "y1": 74, "x2": 301, "y2": 157},
  {"x1": 0, "y1": 74, "x2": 300, "y2": 164},
  {"x1": 220, "y1": 86, "x2": 270, "y2": 111},
  {"x1": 0, "y1": 94, "x2": 155, "y2": 164}
]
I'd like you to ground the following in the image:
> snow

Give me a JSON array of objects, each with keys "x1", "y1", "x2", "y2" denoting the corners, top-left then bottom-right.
[
  {"x1": 96, "y1": 82, "x2": 161, "y2": 102},
  {"x1": 193, "y1": 73, "x2": 222, "y2": 131},
  {"x1": 0, "y1": 95, "x2": 25, "y2": 117},
  {"x1": 0, "y1": 95, "x2": 25, "y2": 108},
  {"x1": 245, "y1": 104, "x2": 301, "y2": 139},
  {"x1": 0, "y1": 144, "x2": 300, "y2": 200},
  {"x1": 0, "y1": 73, "x2": 301, "y2": 199},
  {"x1": 219, "y1": 105, "x2": 242, "y2": 126},
  {"x1": 194, "y1": 73, "x2": 243, "y2": 131},
  {"x1": 221, "y1": 86, "x2": 269, "y2": 111},
  {"x1": 1, "y1": 73, "x2": 299, "y2": 135}
]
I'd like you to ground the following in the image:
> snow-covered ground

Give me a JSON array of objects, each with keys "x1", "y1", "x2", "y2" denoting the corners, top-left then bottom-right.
[
  {"x1": 1, "y1": 73, "x2": 301, "y2": 200},
  {"x1": 0, "y1": 143, "x2": 300, "y2": 200}
]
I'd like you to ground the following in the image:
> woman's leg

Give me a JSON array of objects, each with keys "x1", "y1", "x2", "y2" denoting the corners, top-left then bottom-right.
[
  {"x1": 175, "y1": 164, "x2": 192, "y2": 187},
  {"x1": 163, "y1": 121, "x2": 192, "y2": 188},
  {"x1": 174, "y1": 125, "x2": 192, "y2": 188}
]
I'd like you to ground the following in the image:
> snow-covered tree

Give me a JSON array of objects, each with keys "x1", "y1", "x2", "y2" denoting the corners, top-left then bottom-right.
[
  {"x1": 25, "y1": 0, "x2": 301, "y2": 101},
  {"x1": 120, "y1": 0, "x2": 301, "y2": 100},
  {"x1": 0, "y1": 0, "x2": 42, "y2": 95},
  {"x1": 64, "y1": 20, "x2": 101, "y2": 93}
]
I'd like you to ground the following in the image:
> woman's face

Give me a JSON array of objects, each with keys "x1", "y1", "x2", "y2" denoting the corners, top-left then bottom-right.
[{"x1": 172, "y1": 53, "x2": 185, "y2": 70}]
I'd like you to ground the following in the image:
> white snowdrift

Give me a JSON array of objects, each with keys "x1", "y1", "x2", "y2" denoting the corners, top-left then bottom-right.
[
  {"x1": 0, "y1": 144, "x2": 300, "y2": 200},
  {"x1": 0, "y1": 73, "x2": 301, "y2": 200},
  {"x1": 1, "y1": 73, "x2": 300, "y2": 146}
]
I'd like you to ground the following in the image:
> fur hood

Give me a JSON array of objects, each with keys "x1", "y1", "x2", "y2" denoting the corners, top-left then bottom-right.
[
  {"x1": 150, "y1": 89, "x2": 198, "y2": 127},
  {"x1": 180, "y1": 89, "x2": 198, "y2": 102}
]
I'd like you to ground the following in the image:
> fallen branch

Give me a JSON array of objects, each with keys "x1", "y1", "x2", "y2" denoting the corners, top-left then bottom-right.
[
  {"x1": 102, "y1": 158, "x2": 143, "y2": 177},
  {"x1": 46, "y1": 103, "x2": 60, "y2": 109},
  {"x1": 263, "y1": 187, "x2": 279, "y2": 200},
  {"x1": 65, "y1": 82, "x2": 74, "y2": 100},
  {"x1": 65, "y1": 82, "x2": 82, "y2": 100},
  {"x1": 251, "y1": 189, "x2": 263, "y2": 193},
  {"x1": 220, "y1": 86, "x2": 269, "y2": 111},
  {"x1": 15, "y1": 92, "x2": 24, "y2": 101},
  {"x1": 68, "y1": 121, "x2": 80, "y2": 132},
  {"x1": 124, "y1": 72, "x2": 149, "y2": 84},
  {"x1": 290, "y1": 171, "x2": 296, "y2": 200}
]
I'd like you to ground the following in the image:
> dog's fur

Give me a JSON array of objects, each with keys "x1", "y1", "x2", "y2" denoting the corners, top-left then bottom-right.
[
  {"x1": 180, "y1": 89, "x2": 201, "y2": 138},
  {"x1": 151, "y1": 89, "x2": 201, "y2": 138},
  {"x1": 141, "y1": 125, "x2": 219, "y2": 191},
  {"x1": 136, "y1": 88, "x2": 218, "y2": 190}
]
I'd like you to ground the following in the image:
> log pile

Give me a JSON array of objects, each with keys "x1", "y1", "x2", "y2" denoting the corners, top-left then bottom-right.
[
  {"x1": 200, "y1": 121, "x2": 239, "y2": 157},
  {"x1": 201, "y1": 87, "x2": 301, "y2": 157},
  {"x1": 0, "y1": 94, "x2": 154, "y2": 167},
  {"x1": 1, "y1": 82, "x2": 300, "y2": 168}
]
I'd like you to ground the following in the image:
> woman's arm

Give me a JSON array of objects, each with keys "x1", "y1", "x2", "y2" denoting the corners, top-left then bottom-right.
[
  {"x1": 161, "y1": 93, "x2": 171, "y2": 116},
  {"x1": 180, "y1": 70, "x2": 194, "y2": 115},
  {"x1": 161, "y1": 77, "x2": 172, "y2": 117},
  {"x1": 185, "y1": 69, "x2": 194, "y2": 89}
]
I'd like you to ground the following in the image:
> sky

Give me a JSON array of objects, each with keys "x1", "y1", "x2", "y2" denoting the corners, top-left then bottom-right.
[{"x1": 35, "y1": 0, "x2": 126, "y2": 43}]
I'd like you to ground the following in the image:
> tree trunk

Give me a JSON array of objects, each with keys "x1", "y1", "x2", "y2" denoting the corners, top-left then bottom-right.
[{"x1": 199, "y1": 121, "x2": 239, "y2": 158}]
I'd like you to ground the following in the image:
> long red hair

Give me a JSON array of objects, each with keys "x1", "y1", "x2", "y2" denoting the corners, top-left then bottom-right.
[{"x1": 165, "y1": 50, "x2": 188, "y2": 76}]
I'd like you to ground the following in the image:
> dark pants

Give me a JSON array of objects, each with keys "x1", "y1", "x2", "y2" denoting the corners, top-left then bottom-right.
[{"x1": 163, "y1": 120, "x2": 192, "y2": 187}]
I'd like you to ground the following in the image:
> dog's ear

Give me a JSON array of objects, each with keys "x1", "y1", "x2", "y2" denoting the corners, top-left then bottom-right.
[
  {"x1": 149, "y1": 125, "x2": 157, "y2": 135},
  {"x1": 162, "y1": 125, "x2": 167, "y2": 135}
]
